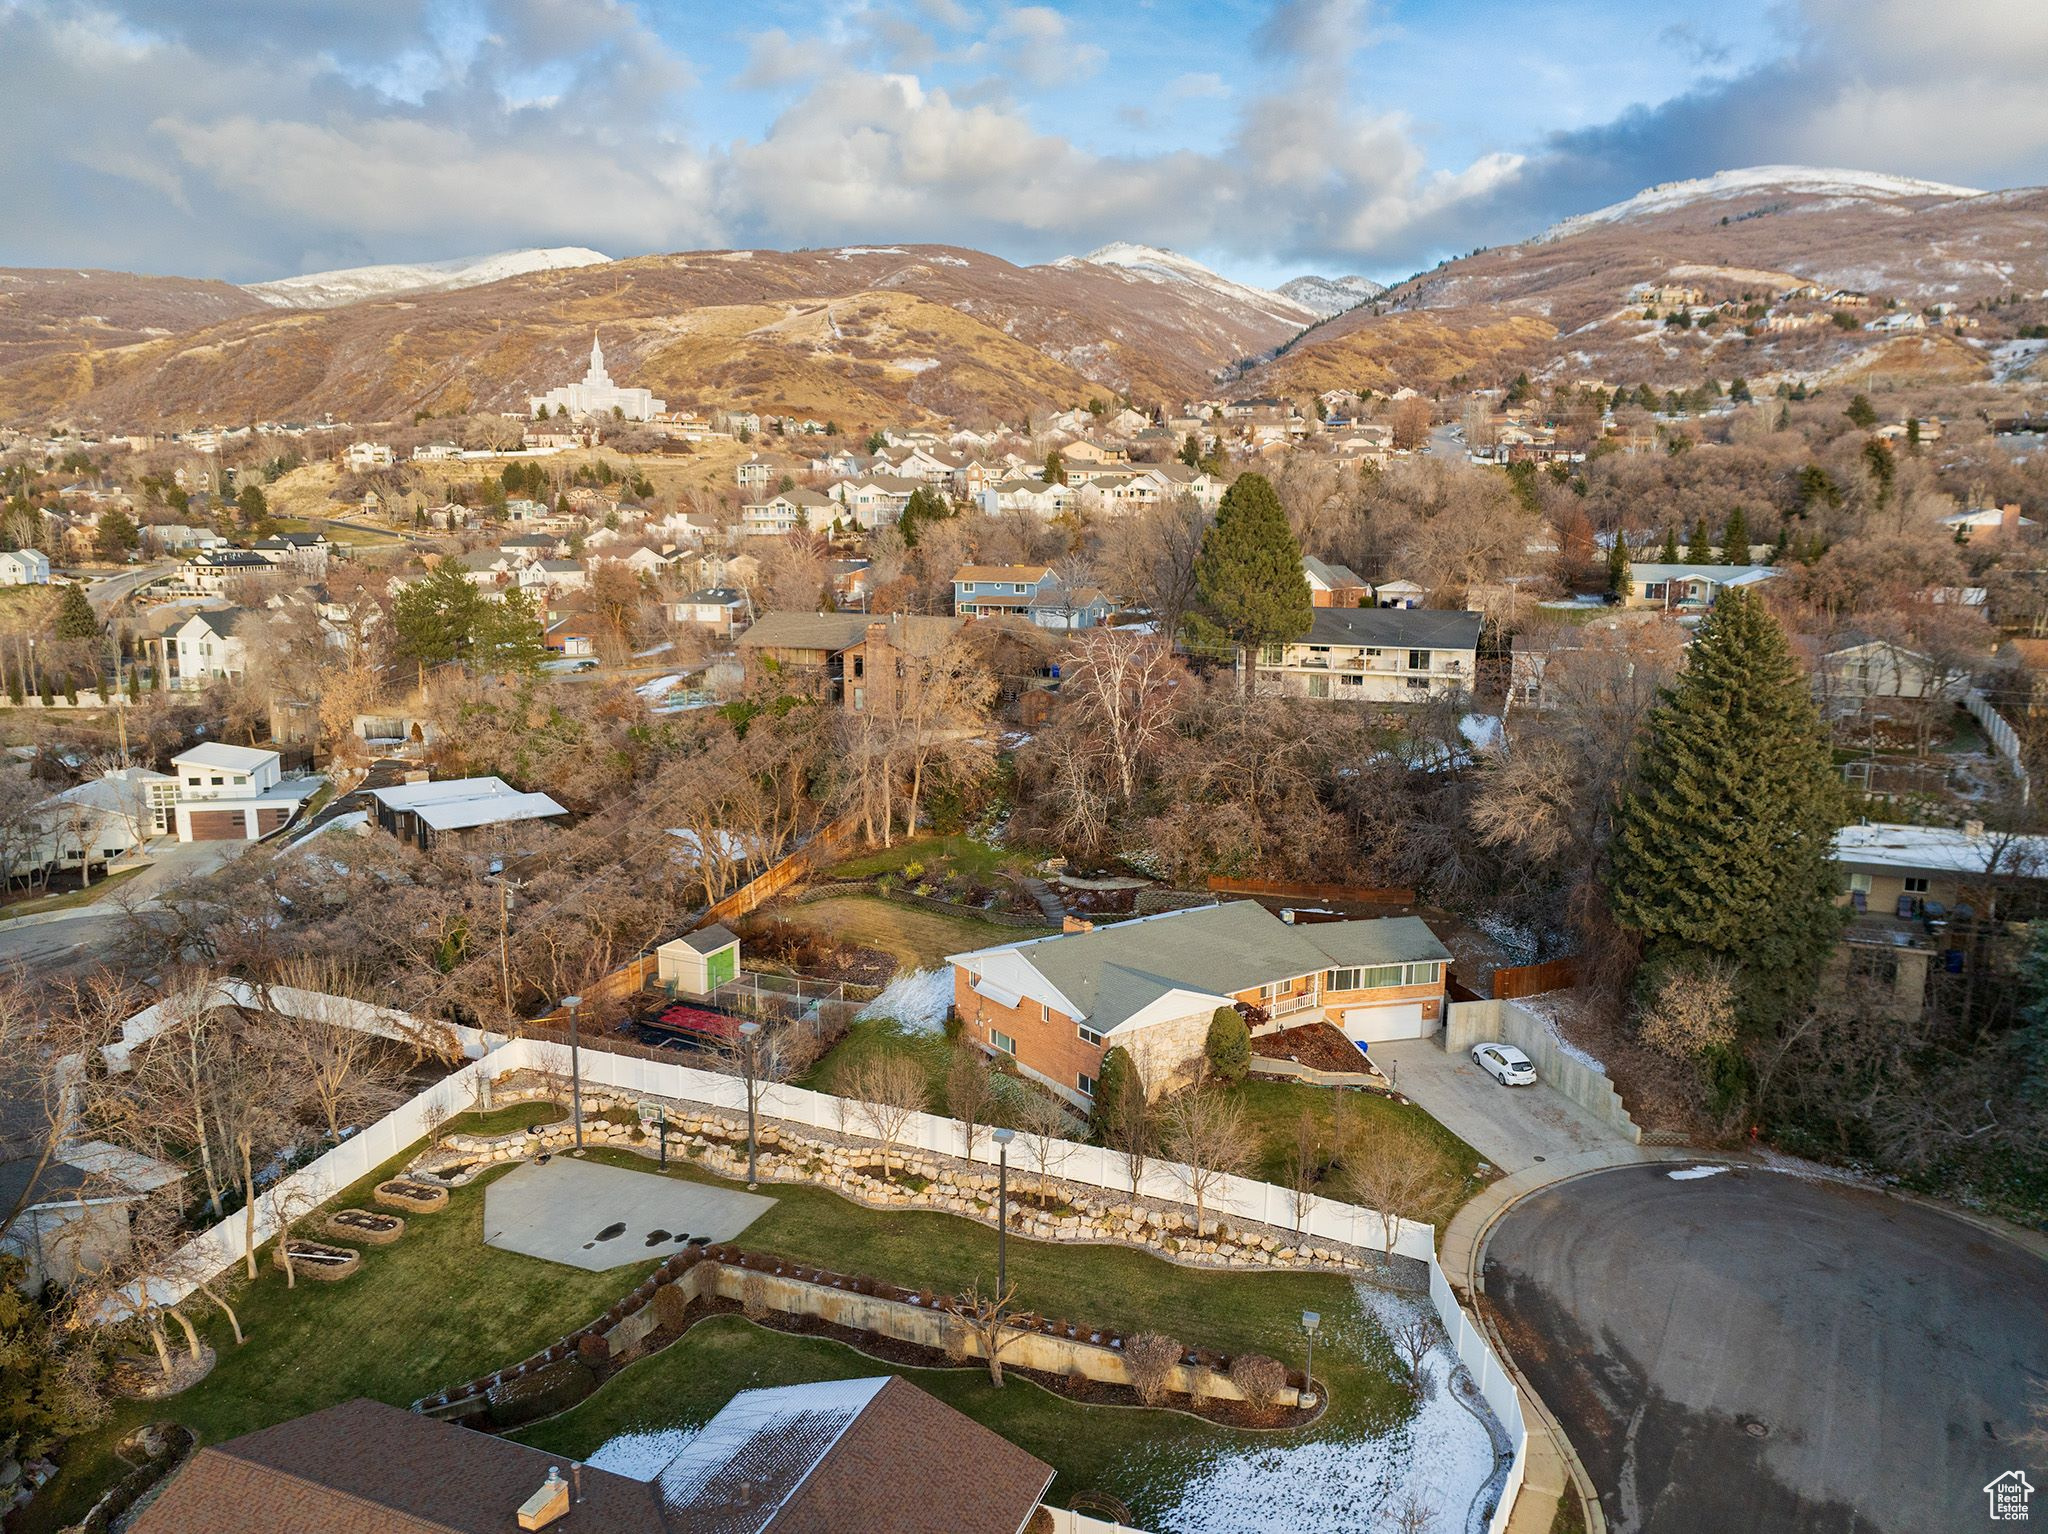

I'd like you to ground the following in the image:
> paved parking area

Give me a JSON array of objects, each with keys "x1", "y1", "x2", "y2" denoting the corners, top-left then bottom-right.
[
  {"x1": 1485, "y1": 1163, "x2": 2048, "y2": 1534},
  {"x1": 1368, "y1": 1037, "x2": 1630, "y2": 1171},
  {"x1": 483, "y1": 1158, "x2": 775, "y2": 1272}
]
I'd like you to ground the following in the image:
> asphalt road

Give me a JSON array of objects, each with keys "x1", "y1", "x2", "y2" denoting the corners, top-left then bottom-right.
[
  {"x1": 85, "y1": 559, "x2": 177, "y2": 611},
  {"x1": 1484, "y1": 1163, "x2": 2048, "y2": 1534}
]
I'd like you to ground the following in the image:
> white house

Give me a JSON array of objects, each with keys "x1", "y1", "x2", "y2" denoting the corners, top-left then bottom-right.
[
  {"x1": 1260, "y1": 608, "x2": 1484, "y2": 703},
  {"x1": 170, "y1": 743, "x2": 319, "y2": 842},
  {"x1": 1623, "y1": 562, "x2": 1780, "y2": 612},
  {"x1": 169, "y1": 609, "x2": 251, "y2": 688},
  {"x1": 343, "y1": 442, "x2": 395, "y2": 471},
  {"x1": 0, "y1": 550, "x2": 51, "y2": 586},
  {"x1": 742, "y1": 489, "x2": 838, "y2": 537}
]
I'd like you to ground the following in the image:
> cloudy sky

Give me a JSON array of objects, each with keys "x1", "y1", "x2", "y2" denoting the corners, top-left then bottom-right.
[{"x1": 4, "y1": 0, "x2": 2045, "y2": 287}]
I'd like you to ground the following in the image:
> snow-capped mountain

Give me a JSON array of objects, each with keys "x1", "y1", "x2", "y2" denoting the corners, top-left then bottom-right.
[
  {"x1": 1053, "y1": 244, "x2": 1317, "y2": 330},
  {"x1": 1277, "y1": 274, "x2": 1386, "y2": 318},
  {"x1": 1540, "y1": 166, "x2": 1984, "y2": 242},
  {"x1": 244, "y1": 247, "x2": 612, "y2": 309}
]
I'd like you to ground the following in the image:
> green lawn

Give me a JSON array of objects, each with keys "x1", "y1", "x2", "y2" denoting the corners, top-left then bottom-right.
[
  {"x1": 0, "y1": 864, "x2": 147, "y2": 920},
  {"x1": 1225, "y1": 1078, "x2": 1491, "y2": 1223},
  {"x1": 827, "y1": 833, "x2": 1025, "y2": 883},
  {"x1": 772, "y1": 894, "x2": 1051, "y2": 971},
  {"x1": 29, "y1": 1085, "x2": 1457, "y2": 1532},
  {"x1": 443, "y1": 1100, "x2": 568, "y2": 1137}
]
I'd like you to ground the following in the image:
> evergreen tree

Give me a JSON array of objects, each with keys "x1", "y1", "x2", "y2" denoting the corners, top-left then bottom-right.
[
  {"x1": 1721, "y1": 505, "x2": 1749, "y2": 563},
  {"x1": 1194, "y1": 472, "x2": 1311, "y2": 678},
  {"x1": 1660, "y1": 525, "x2": 1681, "y2": 562},
  {"x1": 125, "y1": 665, "x2": 140, "y2": 703},
  {"x1": 1204, "y1": 1007, "x2": 1251, "y2": 1085},
  {"x1": 1607, "y1": 588, "x2": 1844, "y2": 1044},
  {"x1": 473, "y1": 588, "x2": 548, "y2": 677},
  {"x1": 1090, "y1": 1045, "x2": 1141, "y2": 1138},
  {"x1": 4, "y1": 665, "x2": 18, "y2": 706},
  {"x1": 866, "y1": 431, "x2": 886, "y2": 454},
  {"x1": 1607, "y1": 537, "x2": 1632, "y2": 598},
  {"x1": 1180, "y1": 432, "x2": 1202, "y2": 469},
  {"x1": 897, "y1": 485, "x2": 948, "y2": 548},
  {"x1": 0, "y1": 1258, "x2": 99, "y2": 1457},
  {"x1": 1686, "y1": 517, "x2": 1712, "y2": 563},
  {"x1": 52, "y1": 583, "x2": 98, "y2": 640},
  {"x1": 235, "y1": 482, "x2": 268, "y2": 530},
  {"x1": 1776, "y1": 402, "x2": 1792, "y2": 431},
  {"x1": 1844, "y1": 392, "x2": 1878, "y2": 430},
  {"x1": 1634, "y1": 383, "x2": 1659, "y2": 412},
  {"x1": 92, "y1": 507, "x2": 139, "y2": 561},
  {"x1": 391, "y1": 563, "x2": 484, "y2": 673},
  {"x1": 1043, "y1": 449, "x2": 1067, "y2": 486},
  {"x1": 1728, "y1": 376, "x2": 1752, "y2": 403}
]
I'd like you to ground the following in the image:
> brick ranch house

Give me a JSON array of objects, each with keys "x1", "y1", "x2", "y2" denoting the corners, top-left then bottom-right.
[{"x1": 947, "y1": 901, "x2": 1451, "y2": 1107}]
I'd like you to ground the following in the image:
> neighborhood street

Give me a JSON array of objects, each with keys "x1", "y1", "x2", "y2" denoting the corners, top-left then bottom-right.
[{"x1": 1483, "y1": 1163, "x2": 2048, "y2": 1534}]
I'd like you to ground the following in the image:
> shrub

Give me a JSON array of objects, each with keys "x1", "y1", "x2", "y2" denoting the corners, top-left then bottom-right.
[
  {"x1": 943, "y1": 1321, "x2": 973, "y2": 1364},
  {"x1": 575, "y1": 1332, "x2": 610, "y2": 1364},
  {"x1": 1090, "y1": 1045, "x2": 1140, "y2": 1136},
  {"x1": 1125, "y1": 1332, "x2": 1182, "y2": 1407},
  {"x1": 741, "y1": 1274, "x2": 770, "y2": 1320},
  {"x1": 1230, "y1": 1353, "x2": 1287, "y2": 1410},
  {"x1": 1204, "y1": 1008, "x2": 1250, "y2": 1085},
  {"x1": 651, "y1": 1283, "x2": 689, "y2": 1332},
  {"x1": 487, "y1": 1358, "x2": 596, "y2": 1428}
]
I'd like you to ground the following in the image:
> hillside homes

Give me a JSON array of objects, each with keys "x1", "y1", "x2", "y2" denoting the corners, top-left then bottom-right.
[
  {"x1": 1259, "y1": 608, "x2": 1483, "y2": 702},
  {"x1": 952, "y1": 566, "x2": 1110, "y2": 630},
  {"x1": 1622, "y1": 562, "x2": 1780, "y2": 612},
  {"x1": 949, "y1": 902, "x2": 1451, "y2": 1107}
]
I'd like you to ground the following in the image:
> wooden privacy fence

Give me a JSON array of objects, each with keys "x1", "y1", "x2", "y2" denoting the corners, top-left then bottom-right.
[
  {"x1": 695, "y1": 812, "x2": 867, "y2": 929},
  {"x1": 1206, "y1": 876, "x2": 1417, "y2": 905},
  {"x1": 1491, "y1": 955, "x2": 1580, "y2": 999}
]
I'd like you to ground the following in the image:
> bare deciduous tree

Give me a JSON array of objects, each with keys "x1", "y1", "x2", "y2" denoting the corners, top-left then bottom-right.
[
  {"x1": 954, "y1": 1281, "x2": 1032, "y2": 1387},
  {"x1": 1345, "y1": 1132, "x2": 1448, "y2": 1263},
  {"x1": 1159, "y1": 1091, "x2": 1251, "y2": 1238},
  {"x1": 944, "y1": 1041, "x2": 999, "y2": 1162},
  {"x1": 841, "y1": 1048, "x2": 928, "y2": 1176},
  {"x1": 1391, "y1": 1313, "x2": 1440, "y2": 1400}
]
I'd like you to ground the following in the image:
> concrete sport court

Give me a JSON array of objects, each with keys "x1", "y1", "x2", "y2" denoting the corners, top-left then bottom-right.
[{"x1": 483, "y1": 1157, "x2": 775, "y2": 1272}]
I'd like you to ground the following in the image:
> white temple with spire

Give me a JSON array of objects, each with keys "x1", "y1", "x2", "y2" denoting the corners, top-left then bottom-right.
[{"x1": 528, "y1": 332, "x2": 663, "y2": 422}]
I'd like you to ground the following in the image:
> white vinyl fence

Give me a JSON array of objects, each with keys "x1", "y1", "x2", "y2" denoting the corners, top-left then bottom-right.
[
  {"x1": 111, "y1": 994, "x2": 1528, "y2": 1529},
  {"x1": 1966, "y1": 688, "x2": 2031, "y2": 803}
]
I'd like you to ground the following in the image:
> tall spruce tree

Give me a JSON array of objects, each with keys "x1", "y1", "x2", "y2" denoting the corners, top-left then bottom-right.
[
  {"x1": 1686, "y1": 516, "x2": 1713, "y2": 563},
  {"x1": 1194, "y1": 472, "x2": 1310, "y2": 681},
  {"x1": 1721, "y1": 504, "x2": 1749, "y2": 563},
  {"x1": 1607, "y1": 536, "x2": 1632, "y2": 598},
  {"x1": 1659, "y1": 525, "x2": 1681, "y2": 562},
  {"x1": 1607, "y1": 588, "x2": 1844, "y2": 1042},
  {"x1": 52, "y1": 583, "x2": 98, "y2": 640}
]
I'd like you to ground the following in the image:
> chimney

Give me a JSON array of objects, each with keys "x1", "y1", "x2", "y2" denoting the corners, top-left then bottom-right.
[
  {"x1": 1062, "y1": 915, "x2": 1093, "y2": 934},
  {"x1": 1965, "y1": 819, "x2": 1985, "y2": 839},
  {"x1": 866, "y1": 619, "x2": 889, "y2": 646},
  {"x1": 2001, "y1": 503, "x2": 2022, "y2": 533},
  {"x1": 518, "y1": 1468, "x2": 570, "y2": 1531}
]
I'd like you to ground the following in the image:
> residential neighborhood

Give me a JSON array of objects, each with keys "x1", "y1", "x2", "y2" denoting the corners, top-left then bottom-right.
[{"x1": 0, "y1": 9, "x2": 2040, "y2": 1534}]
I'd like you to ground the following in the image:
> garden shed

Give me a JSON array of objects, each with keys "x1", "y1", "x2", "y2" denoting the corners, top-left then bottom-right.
[{"x1": 657, "y1": 925, "x2": 741, "y2": 998}]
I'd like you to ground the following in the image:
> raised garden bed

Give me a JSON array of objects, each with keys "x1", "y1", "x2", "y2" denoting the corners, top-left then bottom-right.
[
  {"x1": 324, "y1": 1208, "x2": 405, "y2": 1245},
  {"x1": 1250, "y1": 1022, "x2": 1375, "y2": 1076},
  {"x1": 374, "y1": 1178, "x2": 449, "y2": 1213},
  {"x1": 274, "y1": 1239, "x2": 361, "y2": 1282}
]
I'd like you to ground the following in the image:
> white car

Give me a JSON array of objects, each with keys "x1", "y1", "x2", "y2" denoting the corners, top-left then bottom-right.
[{"x1": 1472, "y1": 1042, "x2": 1537, "y2": 1086}]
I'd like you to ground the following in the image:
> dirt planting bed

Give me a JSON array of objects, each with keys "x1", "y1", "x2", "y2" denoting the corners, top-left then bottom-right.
[
  {"x1": 275, "y1": 1240, "x2": 361, "y2": 1282},
  {"x1": 1251, "y1": 1023, "x2": 1375, "y2": 1076},
  {"x1": 324, "y1": 1208, "x2": 406, "y2": 1245},
  {"x1": 374, "y1": 1178, "x2": 449, "y2": 1213}
]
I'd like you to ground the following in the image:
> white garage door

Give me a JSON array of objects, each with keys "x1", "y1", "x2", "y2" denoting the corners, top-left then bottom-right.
[{"x1": 1342, "y1": 1003, "x2": 1427, "y2": 1043}]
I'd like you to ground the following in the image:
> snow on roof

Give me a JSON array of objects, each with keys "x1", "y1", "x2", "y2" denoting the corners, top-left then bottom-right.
[
  {"x1": 370, "y1": 776, "x2": 567, "y2": 831},
  {"x1": 647, "y1": 1377, "x2": 888, "y2": 1529},
  {"x1": 172, "y1": 742, "x2": 279, "y2": 773},
  {"x1": 1833, "y1": 823, "x2": 2048, "y2": 877}
]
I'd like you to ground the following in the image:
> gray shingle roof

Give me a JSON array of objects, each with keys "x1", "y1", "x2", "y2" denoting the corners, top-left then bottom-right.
[
  {"x1": 958, "y1": 901, "x2": 1446, "y2": 1029},
  {"x1": 1300, "y1": 608, "x2": 1482, "y2": 650}
]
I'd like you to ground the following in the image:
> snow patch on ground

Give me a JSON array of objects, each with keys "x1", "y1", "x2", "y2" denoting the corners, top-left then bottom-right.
[
  {"x1": 1509, "y1": 991, "x2": 1608, "y2": 1075},
  {"x1": 1468, "y1": 912, "x2": 1537, "y2": 967},
  {"x1": 1139, "y1": 1282, "x2": 1501, "y2": 1534},
  {"x1": 1751, "y1": 1148, "x2": 1885, "y2": 1189},
  {"x1": 835, "y1": 246, "x2": 906, "y2": 258},
  {"x1": 893, "y1": 357, "x2": 940, "y2": 373},
  {"x1": 1668, "y1": 1165, "x2": 1728, "y2": 1181},
  {"x1": 856, "y1": 968, "x2": 953, "y2": 1032},
  {"x1": 1458, "y1": 714, "x2": 1502, "y2": 752},
  {"x1": 635, "y1": 673, "x2": 684, "y2": 700}
]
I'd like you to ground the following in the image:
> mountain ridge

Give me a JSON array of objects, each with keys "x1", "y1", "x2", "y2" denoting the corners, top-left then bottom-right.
[{"x1": 244, "y1": 247, "x2": 613, "y2": 310}]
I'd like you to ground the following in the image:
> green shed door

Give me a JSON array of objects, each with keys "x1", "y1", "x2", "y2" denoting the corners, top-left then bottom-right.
[{"x1": 705, "y1": 943, "x2": 738, "y2": 990}]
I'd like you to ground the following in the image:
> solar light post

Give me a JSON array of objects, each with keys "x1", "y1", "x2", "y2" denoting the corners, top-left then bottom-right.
[
  {"x1": 1302, "y1": 1310, "x2": 1321, "y2": 1408},
  {"x1": 992, "y1": 1127, "x2": 1017, "y2": 1296},
  {"x1": 561, "y1": 995, "x2": 584, "y2": 1150},
  {"x1": 739, "y1": 1021, "x2": 763, "y2": 1189}
]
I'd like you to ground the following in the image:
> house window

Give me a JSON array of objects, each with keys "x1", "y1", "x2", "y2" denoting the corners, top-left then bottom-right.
[
  {"x1": 1078, "y1": 1024, "x2": 1104, "y2": 1046},
  {"x1": 990, "y1": 1029, "x2": 1017, "y2": 1056},
  {"x1": 1847, "y1": 872, "x2": 1872, "y2": 894},
  {"x1": 851, "y1": 687, "x2": 865, "y2": 711},
  {"x1": 233, "y1": 775, "x2": 247, "y2": 786},
  {"x1": 1326, "y1": 967, "x2": 1361, "y2": 991},
  {"x1": 1644, "y1": 582, "x2": 1667, "y2": 600},
  {"x1": 852, "y1": 656, "x2": 865, "y2": 679},
  {"x1": 1408, "y1": 650, "x2": 1430, "y2": 672},
  {"x1": 1404, "y1": 961, "x2": 1443, "y2": 986},
  {"x1": 1077, "y1": 1072, "x2": 1098, "y2": 1098},
  {"x1": 1331, "y1": 963, "x2": 1405, "y2": 990},
  {"x1": 210, "y1": 776, "x2": 224, "y2": 786},
  {"x1": 1903, "y1": 877, "x2": 1930, "y2": 894}
]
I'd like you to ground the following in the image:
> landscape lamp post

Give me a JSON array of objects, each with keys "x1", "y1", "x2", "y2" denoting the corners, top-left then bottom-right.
[
  {"x1": 1302, "y1": 1310, "x2": 1321, "y2": 1407},
  {"x1": 992, "y1": 1127, "x2": 1017, "y2": 1295},
  {"x1": 561, "y1": 994, "x2": 584, "y2": 1150},
  {"x1": 739, "y1": 1021, "x2": 763, "y2": 1189}
]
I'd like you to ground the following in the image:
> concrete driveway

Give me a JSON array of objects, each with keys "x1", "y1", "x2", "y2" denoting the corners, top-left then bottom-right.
[
  {"x1": 1484, "y1": 1163, "x2": 2048, "y2": 1534},
  {"x1": 1369, "y1": 1035, "x2": 1630, "y2": 1171}
]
